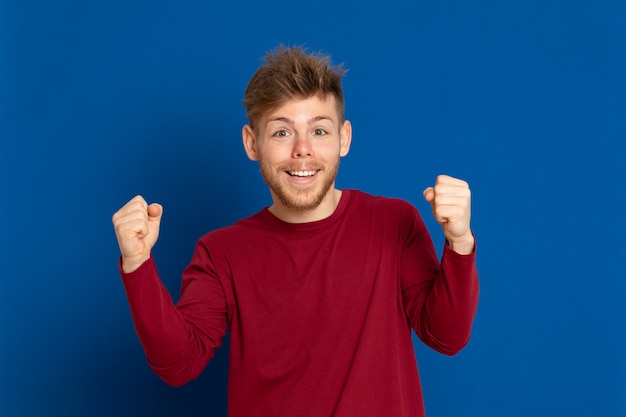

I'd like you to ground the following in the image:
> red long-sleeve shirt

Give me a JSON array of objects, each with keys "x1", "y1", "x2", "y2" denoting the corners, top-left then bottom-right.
[{"x1": 121, "y1": 189, "x2": 479, "y2": 416}]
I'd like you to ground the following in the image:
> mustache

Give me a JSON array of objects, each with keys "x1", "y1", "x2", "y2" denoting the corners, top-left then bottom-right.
[{"x1": 277, "y1": 163, "x2": 323, "y2": 172}]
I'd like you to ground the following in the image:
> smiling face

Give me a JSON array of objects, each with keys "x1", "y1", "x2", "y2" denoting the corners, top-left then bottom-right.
[{"x1": 242, "y1": 94, "x2": 352, "y2": 223}]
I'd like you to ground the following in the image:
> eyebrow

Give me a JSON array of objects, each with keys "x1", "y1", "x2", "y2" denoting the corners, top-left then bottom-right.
[{"x1": 265, "y1": 115, "x2": 334, "y2": 125}]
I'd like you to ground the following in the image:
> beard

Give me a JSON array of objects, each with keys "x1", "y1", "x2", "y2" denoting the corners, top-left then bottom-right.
[{"x1": 259, "y1": 157, "x2": 340, "y2": 212}]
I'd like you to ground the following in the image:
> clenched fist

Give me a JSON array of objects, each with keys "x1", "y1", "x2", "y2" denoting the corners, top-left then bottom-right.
[
  {"x1": 112, "y1": 195, "x2": 163, "y2": 273},
  {"x1": 423, "y1": 175, "x2": 474, "y2": 255}
]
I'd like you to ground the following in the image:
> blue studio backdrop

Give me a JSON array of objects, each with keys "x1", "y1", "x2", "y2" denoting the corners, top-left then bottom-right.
[{"x1": 1, "y1": 1, "x2": 624, "y2": 416}]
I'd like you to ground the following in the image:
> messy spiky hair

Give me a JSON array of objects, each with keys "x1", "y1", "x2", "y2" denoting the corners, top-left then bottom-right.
[{"x1": 243, "y1": 45, "x2": 347, "y2": 130}]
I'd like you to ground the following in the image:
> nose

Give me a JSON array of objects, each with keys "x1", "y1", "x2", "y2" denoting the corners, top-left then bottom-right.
[{"x1": 292, "y1": 134, "x2": 313, "y2": 158}]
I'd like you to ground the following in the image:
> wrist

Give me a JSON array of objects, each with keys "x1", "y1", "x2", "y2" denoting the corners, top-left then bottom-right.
[
  {"x1": 447, "y1": 232, "x2": 475, "y2": 255},
  {"x1": 121, "y1": 255, "x2": 150, "y2": 274}
]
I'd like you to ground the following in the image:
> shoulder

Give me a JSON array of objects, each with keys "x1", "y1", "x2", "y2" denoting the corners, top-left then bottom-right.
[
  {"x1": 347, "y1": 189, "x2": 418, "y2": 217},
  {"x1": 343, "y1": 190, "x2": 425, "y2": 236},
  {"x1": 344, "y1": 190, "x2": 429, "y2": 246},
  {"x1": 196, "y1": 209, "x2": 268, "y2": 248}
]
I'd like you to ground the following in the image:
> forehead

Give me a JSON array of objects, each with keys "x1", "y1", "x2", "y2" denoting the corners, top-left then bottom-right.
[{"x1": 263, "y1": 95, "x2": 340, "y2": 124}]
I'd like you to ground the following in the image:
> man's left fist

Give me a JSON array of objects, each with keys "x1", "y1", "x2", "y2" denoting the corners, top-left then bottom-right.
[{"x1": 423, "y1": 175, "x2": 474, "y2": 255}]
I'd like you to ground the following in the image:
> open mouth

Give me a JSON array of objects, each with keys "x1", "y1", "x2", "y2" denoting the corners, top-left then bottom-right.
[{"x1": 287, "y1": 170, "x2": 318, "y2": 178}]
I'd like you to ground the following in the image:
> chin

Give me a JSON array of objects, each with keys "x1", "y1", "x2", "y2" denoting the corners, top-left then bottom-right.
[{"x1": 275, "y1": 187, "x2": 329, "y2": 211}]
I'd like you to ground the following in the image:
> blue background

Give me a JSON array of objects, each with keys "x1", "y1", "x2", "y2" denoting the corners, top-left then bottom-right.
[{"x1": 2, "y1": 1, "x2": 624, "y2": 416}]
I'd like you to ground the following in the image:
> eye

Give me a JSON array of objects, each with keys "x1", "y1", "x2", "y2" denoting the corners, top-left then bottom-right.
[
  {"x1": 272, "y1": 129, "x2": 290, "y2": 138},
  {"x1": 312, "y1": 128, "x2": 327, "y2": 136}
]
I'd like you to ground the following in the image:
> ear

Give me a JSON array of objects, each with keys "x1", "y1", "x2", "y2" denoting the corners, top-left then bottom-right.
[
  {"x1": 242, "y1": 125, "x2": 259, "y2": 161},
  {"x1": 339, "y1": 120, "x2": 352, "y2": 157}
]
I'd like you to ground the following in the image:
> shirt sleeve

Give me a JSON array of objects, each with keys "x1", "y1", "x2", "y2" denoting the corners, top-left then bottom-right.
[
  {"x1": 120, "y1": 241, "x2": 229, "y2": 386},
  {"x1": 399, "y1": 208, "x2": 479, "y2": 356}
]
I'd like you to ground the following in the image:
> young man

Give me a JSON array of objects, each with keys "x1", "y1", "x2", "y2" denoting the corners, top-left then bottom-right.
[{"x1": 112, "y1": 46, "x2": 479, "y2": 417}]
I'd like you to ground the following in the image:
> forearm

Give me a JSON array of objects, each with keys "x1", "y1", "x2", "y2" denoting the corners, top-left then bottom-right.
[
  {"x1": 120, "y1": 256, "x2": 224, "y2": 385},
  {"x1": 413, "y1": 245, "x2": 479, "y2": 355}
]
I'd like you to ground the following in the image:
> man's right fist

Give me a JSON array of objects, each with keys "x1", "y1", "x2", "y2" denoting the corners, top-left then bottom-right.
[{"x1": 112, "y1": 195, "x2": 163, "y2": 273}]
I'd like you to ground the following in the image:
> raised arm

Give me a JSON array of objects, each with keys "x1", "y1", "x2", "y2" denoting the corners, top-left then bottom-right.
[
  {"x1": 112, "y1": 197, "x2": 227, "y2": 386},
  {"x1": 402, "y1": 175, "x2": 479, "y2": 355}
]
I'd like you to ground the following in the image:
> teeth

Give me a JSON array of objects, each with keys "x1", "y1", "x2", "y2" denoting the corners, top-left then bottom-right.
[{"x1": 290, "y1": 170, "x2": 316, "y2": 177}]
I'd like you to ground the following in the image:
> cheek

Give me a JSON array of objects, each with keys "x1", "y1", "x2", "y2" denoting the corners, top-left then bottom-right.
[
  {"x1": 257, "y1": 146, "x2": 289, "y2": 167},
  {"x1": 321, "y1": 142, "x2": 344, "y2": 159}
]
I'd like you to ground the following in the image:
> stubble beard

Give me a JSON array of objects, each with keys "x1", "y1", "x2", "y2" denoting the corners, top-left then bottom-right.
[{"x1": 259, "y1": 158, "x2": 340, "y2": 212}]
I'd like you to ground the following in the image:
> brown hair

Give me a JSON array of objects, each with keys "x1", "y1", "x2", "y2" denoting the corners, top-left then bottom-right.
[{"x1": 243, "y1": 45, "x2": 347, "y2": 130}]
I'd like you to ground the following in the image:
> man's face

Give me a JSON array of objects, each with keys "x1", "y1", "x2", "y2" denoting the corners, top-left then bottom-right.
[{"x1": 243, "y1": 95, "x2": 351, "y2": 217}]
